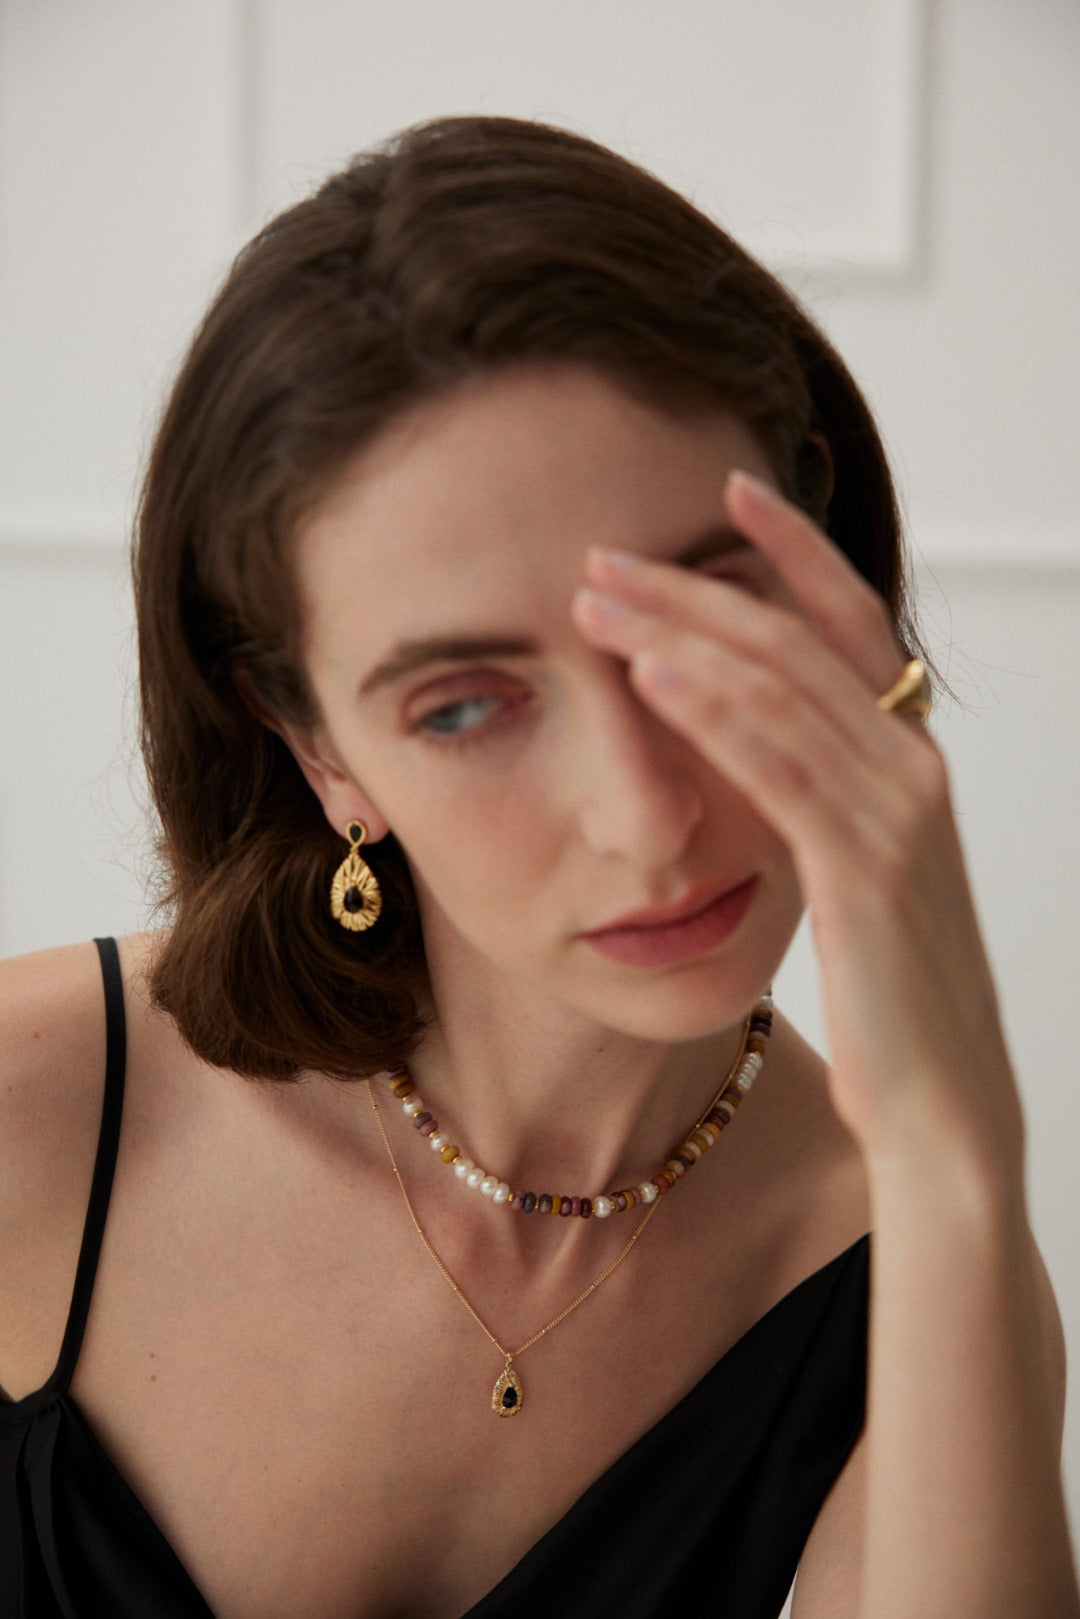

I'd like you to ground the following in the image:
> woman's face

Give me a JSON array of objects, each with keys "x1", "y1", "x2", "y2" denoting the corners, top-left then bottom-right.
[{"x1": 290, "y1": 362, "x2": 805, "y2": 1040}]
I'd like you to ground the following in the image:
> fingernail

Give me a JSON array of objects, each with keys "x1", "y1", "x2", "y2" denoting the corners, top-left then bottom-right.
[
  {"x1": 632, "y1": 650, "x2": 681, "y2": 692},
  {"x1": 587, "y1": 546, "x2": 641, "y2": 574},
  {"x1": 727, "y1": 469, "x2": 778, "y2": 502},
  {"x1": 575, "y1": 587, "x2": 629, "y2": 621}
]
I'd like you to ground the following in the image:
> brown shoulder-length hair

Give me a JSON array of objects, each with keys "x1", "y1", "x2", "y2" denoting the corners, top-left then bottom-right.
[{"x1": 135, "y1": 113, "x2": 922, "y2": 1082}]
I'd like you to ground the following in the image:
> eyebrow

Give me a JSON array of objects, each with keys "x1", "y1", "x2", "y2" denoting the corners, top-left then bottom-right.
[{"x1": 356, "y1": 523, "x2": 752, "y2": 697}]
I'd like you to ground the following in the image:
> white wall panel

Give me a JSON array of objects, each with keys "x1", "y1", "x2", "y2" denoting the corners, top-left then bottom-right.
[
  {"x1": 0, "y1": 543, "x2": 147, "y2": 957},
  {"x1": 0, "y1": 0, "x2": 249, "y2": 545},
  {"x1": 802, "y1": 0, "x2": 1080, "y2": 567},
  {"x1": 252, "y1": 0, "x2": 923, "y2": 270}
]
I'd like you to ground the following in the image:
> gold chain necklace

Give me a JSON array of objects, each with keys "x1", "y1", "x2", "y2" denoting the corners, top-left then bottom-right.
[
  {"x1": 364, "y1": 999, "x2": 771, "y2": 1418},
  {"x1": 368, "y1": 1078, "x2": 662, "y2": 1417}
]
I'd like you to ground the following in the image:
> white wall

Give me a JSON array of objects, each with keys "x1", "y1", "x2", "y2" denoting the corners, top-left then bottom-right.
[{"x1": 2, "y1": 0, "x2": 1078, "y2": 1571}]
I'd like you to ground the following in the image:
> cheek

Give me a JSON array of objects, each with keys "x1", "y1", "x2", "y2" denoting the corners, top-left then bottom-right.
[{"x1": 380, "y1": 764, "x2": 562, "y2": 909}]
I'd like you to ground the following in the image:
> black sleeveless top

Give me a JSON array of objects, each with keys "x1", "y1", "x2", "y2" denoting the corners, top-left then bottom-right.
[{"x1": 1, "y1": 937, "x2": 871, "y2": 1618}]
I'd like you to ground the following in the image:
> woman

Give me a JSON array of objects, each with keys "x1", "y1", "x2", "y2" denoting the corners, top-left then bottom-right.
[{"x1": 0, "y1": 115, "x2": 1075, "y2": 1618}]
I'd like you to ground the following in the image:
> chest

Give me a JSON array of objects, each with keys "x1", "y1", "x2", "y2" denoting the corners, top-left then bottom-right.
[{"x1": 68, "y1": 1165, "x2": 825, "y2": 1619}]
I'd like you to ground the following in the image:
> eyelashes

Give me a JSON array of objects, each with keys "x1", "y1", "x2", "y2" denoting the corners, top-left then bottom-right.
[
  {"x1": 405, "y1": 679, "x2": 533, "y2": 747},
  {"x1": 414, "y1": 694, "x2": 505, "y2": 738}
]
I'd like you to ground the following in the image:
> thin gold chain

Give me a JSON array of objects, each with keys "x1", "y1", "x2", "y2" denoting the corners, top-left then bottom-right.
[
  {"x1": 364, "y1": 1010, "x2": 752, "y2": 1365},
  {"x1": 367, "y1": 1080, "x2": 662, "y2": 1362}
]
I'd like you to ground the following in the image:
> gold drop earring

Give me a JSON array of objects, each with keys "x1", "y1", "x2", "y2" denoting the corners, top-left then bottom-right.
[{"x1": 330, "y1": 820, "x2": 383, "y2": 931}]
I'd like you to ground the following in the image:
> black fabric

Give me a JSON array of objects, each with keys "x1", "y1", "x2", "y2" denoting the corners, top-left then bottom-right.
[{"x1": 1, "y1": 937, "x2": 870, "y2": 1618}]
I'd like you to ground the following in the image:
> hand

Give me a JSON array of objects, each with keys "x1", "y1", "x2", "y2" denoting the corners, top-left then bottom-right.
[{"x1": 572, "y1": 471, "x2": 1023, "y2": 1176}]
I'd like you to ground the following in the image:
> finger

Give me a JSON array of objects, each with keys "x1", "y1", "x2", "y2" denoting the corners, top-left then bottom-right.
[
  {"x1": 722, "y1": 471, "x2": 902, "y2": 691},
  {"x1": 623, "y1": 633, "x2": 922, "y2": 887},
  {"x1": 572, "y1": 579, "x2": 916, "y2": 767},
  {"x1": 584, "y1": 471, "x2": 903, "y2": 696}
]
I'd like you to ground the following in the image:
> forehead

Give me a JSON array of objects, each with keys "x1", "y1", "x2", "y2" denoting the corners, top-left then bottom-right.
[{"x1": 294, "y1": 363, "x2": 773, "y2": 646}]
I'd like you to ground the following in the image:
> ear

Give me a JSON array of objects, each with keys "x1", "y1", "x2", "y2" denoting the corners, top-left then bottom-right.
[
  {"x1": 231, "y1": 665, "x2": 391, "y2": 843},
  {"x1": 798, "y1": 429, "x2": 836, "y2": 523}
]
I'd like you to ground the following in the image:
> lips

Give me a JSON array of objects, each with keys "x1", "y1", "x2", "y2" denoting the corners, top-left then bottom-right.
[{"x1": 580, "y1": 876, "x2": 760, "y2": 968}]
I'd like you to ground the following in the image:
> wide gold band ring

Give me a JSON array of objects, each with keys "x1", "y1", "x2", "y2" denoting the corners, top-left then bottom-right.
[{"x1": 876, "y1": 658, "x2": 931, "y2": 717}]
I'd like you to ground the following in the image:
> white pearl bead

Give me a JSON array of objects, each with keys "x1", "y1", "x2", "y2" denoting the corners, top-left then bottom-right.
[
  {"x1": 493, "y1": 1182, "x2": 511, "y2": 1204},
  {"x1": 466, "y1": 1166, "x2": 485, "y2": 1190},
  {"x1": 429, "y1": 1133, "x2": 447, "y2": 1151},
  {"x1": 638, "y1": 1182, "x2": 658, "y2": 1203},
  {"x1": 744, "y1": 1051, "x2": 764, "y2": 1074},
  {"x1": 402, "y1": 1097, "x2": 423, "y2": 1116},
  {"x1": 454, "y1": 1158, "x2": 475, "y2": 1180},
  {"x1": 479, "y1": 1175, "x2": 499, "y2": 1197},
  {"x1": 593, "y1": 1196, "x2": 613, "y2": 1218}
]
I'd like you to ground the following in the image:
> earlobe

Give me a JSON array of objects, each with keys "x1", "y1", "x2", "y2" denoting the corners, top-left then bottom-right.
[{"x1": 230, "y1": 664, "x2": 390, "y2": 842}]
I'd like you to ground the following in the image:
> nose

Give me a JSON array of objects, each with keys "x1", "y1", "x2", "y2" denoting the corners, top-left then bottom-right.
[{"x1": 575, "y1": 676, "x2": 705, "y2": 870}]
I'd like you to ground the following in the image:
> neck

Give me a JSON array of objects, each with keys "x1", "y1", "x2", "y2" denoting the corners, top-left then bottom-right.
[{"x1": 400, "y1": 972, "x2": 754, "y2": 1201}]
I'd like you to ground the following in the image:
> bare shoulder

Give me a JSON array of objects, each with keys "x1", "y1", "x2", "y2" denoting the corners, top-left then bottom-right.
[
  {"x1": 0, "y1": 931, "x2": 162, "y2": 1117},
  {"x1": 0, "y1": 932, "x2": 161, "y2": 1397}
]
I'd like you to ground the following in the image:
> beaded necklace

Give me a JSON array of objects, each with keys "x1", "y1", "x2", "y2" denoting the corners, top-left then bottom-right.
[{"x1": 366, "y1": 993, "x2": 773, "y2": 1417}]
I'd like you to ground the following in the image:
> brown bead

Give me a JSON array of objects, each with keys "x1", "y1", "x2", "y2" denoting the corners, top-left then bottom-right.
[{"x1": 538, "y1": 1194, "x2": 553, "y2": 1215}]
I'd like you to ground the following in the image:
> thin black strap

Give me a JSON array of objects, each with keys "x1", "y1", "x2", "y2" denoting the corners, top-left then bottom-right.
[{"x1": 51, "y1": 937, "x2": 127, "y2": 1392}]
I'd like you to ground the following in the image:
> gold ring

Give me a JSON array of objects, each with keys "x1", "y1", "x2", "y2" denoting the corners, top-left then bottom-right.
[{"x1": 876, "y1": 658, "x2": 931, "y2": 717}]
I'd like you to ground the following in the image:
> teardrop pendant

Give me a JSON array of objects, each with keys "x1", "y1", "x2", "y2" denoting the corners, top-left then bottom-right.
[
  {"x1": 329, "y1": 822, "x2": 382, "y2": 932},
  {"x1": 492, "y1": 1361, "x2": 524, "y2": 1417}
]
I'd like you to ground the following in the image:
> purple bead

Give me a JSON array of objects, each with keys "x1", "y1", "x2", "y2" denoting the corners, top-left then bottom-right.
[
  {"x1": 522, "y1": 1192, "x2": 537, "y2": 1213},
  {"x1": 538, "y1": 1194, "x2": 553, "y2": 1215},
  {"x1": 580, "y1": 1198, "x2": 592, "y2": 1219},
  {"x1": 569, "y1": 1197, "x2": 582, "y2": 1217},
  {"x1": 511, "y1": 1193, "x2": 525, "y2": 1210},
  {"x1": 412, "y1": 1111, "x2": 433, "y2": 1130},
  {"x1": 559, "y1": 1197, "x2": 572, "y2": 1216},
  {"x1": 418, "y1": 1118, "x2": 437, "y2": 1136}
]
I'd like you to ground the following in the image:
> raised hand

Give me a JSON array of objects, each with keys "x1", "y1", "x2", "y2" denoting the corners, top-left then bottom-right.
[{"x1": 572, "y1": 470, "x2": 1022, "y2": 1178}]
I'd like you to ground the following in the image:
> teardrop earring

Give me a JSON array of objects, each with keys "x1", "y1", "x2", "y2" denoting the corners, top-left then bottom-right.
[{"x1": 329, "y1": 820, "x2": 383, "y2": 931}]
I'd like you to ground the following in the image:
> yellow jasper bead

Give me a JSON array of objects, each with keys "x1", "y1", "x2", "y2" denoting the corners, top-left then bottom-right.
[
  {"x1": 622, "y1": 1189, "x2": 636, "y2": 1210},
  {"x1": 699, "y1": 1123, "x2": 721, "y2": 1145},
  {"x1": 550, "y1": 1194, "x2": 562, "y2": 1215},
  {"x1": 440, "y1": 1143, "x2": 460, "y2": 1163},
  {"x1": 390, "y1": 1078, "x2": 414, "y2": 1098}
]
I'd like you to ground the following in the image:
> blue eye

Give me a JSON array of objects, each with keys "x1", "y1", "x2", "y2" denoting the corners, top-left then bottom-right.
[{"x1": 419, "y1": 696, "x2": 501, "y2": 735}]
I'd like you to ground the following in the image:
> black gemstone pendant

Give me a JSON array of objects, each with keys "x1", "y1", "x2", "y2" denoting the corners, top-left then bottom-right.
[
  {"x1": 492, "y1": 1364, "x2": 524, "y2": 1417},
  {"x1": 344, "y1": 886, "x2": 364, "y2": 913}
]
